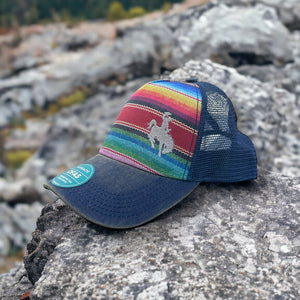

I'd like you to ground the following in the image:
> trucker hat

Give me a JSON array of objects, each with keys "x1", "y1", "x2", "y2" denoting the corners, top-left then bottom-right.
[{"x1": 44, "y1": 79, "x2": 257, "y2": 228}]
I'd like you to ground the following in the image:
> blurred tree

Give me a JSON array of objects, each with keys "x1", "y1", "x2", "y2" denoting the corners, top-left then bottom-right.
[
  {"x1": 162, "y1": 2, "x2": 172, "y2": 12},
  {"x1": 29, "y1": 6, "x2": 39, "y2": 24},
  {"x1": 127, "y1": 6, "x2": 146, "y2": 18},
  {"x1": 0, "y1": 0, "x2": 183, "y2": 27},
  {"x1": 87, "y1": 0, "x2": 107, "y2": 19},
  {"x1": 107, "y1": 1, "x2": 126, "y2": 21},
  {"x1": 60, "y1": 9, "x2": 72, "y2": 23}
]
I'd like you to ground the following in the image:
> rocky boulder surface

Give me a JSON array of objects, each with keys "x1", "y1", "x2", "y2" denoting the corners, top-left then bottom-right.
[
  {"x1": 219, "y1": 0, "x2": 300, "y2": 30},
  {"x1": 258, "y1": 0, "x2": 300, "y2": 30},
  {"x1": 172, "y1": 3, "x2": 293, "y2": 67},
  {"x1": 0, "y1": 170, "x2": 299, "y2": 299}
]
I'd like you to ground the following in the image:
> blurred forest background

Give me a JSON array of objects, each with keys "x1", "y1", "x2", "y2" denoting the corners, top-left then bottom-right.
[{"x1": 0, "y1": 0, "x2": 182, "y2": 28}]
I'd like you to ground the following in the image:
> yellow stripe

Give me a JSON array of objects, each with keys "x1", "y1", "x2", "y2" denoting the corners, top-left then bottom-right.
[{"x1": 142, "y1": 83, "x2": 200, "y2": 112}]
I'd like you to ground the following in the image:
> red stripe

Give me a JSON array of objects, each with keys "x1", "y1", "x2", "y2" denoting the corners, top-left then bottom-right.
[
  {"x1": 116, "y1": 105, "x2": 197, "y2": 153},
  {"x1": 125, "y1": 103, "x2": 196, "y2": 134}
]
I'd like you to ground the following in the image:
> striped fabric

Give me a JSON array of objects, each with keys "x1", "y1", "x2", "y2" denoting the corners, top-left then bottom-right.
[{"x1": 99, "y1": 80, "x2": 202, "y2": 180}]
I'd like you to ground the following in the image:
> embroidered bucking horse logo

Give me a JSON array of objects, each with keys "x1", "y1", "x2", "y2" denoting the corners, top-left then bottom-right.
[{"x1": 147, "y1": 112, "x2": 174, "y2": 157}]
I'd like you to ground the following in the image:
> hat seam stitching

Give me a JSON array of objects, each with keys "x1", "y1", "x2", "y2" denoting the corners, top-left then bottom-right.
[{"x1": 182, "y1": 82, "x2": 200, "y2": 180}]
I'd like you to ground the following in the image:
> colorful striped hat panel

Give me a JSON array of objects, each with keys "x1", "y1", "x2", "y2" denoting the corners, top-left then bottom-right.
[{"x1": 99, "y1": 80, "x2": 202, "y2": 180}]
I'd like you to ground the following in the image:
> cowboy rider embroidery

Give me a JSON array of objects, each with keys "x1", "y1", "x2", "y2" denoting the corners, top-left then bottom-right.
[{"x1": 147, "y1": 112, "x2": 174, "y2": 157}]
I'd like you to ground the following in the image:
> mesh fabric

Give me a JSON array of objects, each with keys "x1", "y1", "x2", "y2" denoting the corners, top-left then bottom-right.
[{"x1": 187, "y1": 82, "x2": 257, "y2": 182}]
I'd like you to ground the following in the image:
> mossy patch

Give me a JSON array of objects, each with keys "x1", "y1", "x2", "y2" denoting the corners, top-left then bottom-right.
[
  {"x1": 47, "y1": 88, "x2": 89, "y2": 116},
  {"x1": 59, "y1": 89, "x2": 87, "y2": 107},
  {"x1": 4, "y1": 149, "x2": 33, "y2": 169},
  {"x1": 21, "y1": 87, "x2": 91, "y2": 121}
]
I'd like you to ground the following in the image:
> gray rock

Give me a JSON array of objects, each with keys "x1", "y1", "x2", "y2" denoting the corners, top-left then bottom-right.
[
  {"x1": 5, "y1": 119, "x2": 50, "y2": 152},
  {"x1": 291, "y1": 30, "x2": 300, "y2": 59},
  {"x1": 237, "y1": 64, "x2": 282, "y2": 83},
  {"x1": 7, "y1": 170, "x2": 296, "y2": 299},
  {"x1": 283, "y1": 60, "x2": 300, "y2": 97},
  {"x1": 236, "y1": 31, "x2": 300, "y2": 103},
  {"x1": 0, "y1": 90, "x2": 24, "y2": 127},
  {"x1": 0, "y1": 202, "x2": 43, "y2": 254},
  {"x1": 0, "y1": 178, "x2": 38, "y2": 203},
  {"x1": 258, "y1": 0, "x2": 300, "y2": 30},
  {"x1": 0, "y1": 231, "x2": 10, "y2": 256},
  {"x1": 0, "y1": 105, "x2": 14, "y2": 128},
  {"x1": 237, "y1": 60, "x2": 300, "y2": 101},
  {"x1": 169, "y1": 59, "x2": 300, "y2": 177},
  {"x1": 12, "y1": 55, "x2": 46, "y2": 73},
  {"x1": 0, "y1": 263, "x2": 32, "y2": 300},
  {"x1": 57, "y1": 30, "x2": 99, "y2": 51},
  {"x1": 0, "y1": 88, "x2": 33, "y2": 112},
  {"x1": 220, "y1": 0, "x2": 300, "y2": 30},
  {"x1": 0, "y1": 69, "x2": 46, "y2": 92},
  {"x1": 0, "y1": 71, "x2": 47, "y2": 127},
  {"x1": 236, "y1": 31, "x2": 300, "y2": 97},
  {"x1": 0, "y1": 162, "x2": 5, "y2": 177},
  {"x1": 173, "y1": 4, "x2": 293, "y2": 67},
  {"x1": 164, "y1": 1, "x2": 215, "y2": 33},
  {"x1": 79, "y1": 22, "x2": 176, "y2": 84}
]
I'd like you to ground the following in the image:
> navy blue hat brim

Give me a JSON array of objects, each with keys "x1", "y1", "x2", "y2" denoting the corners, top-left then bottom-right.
[{"x1": 44, "y1": 154, "x2": 199, "y2": 229}]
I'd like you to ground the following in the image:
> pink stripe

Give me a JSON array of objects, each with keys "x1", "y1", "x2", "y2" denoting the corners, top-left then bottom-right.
[{"x1": 100, "y1": 147, "x2": 161, "y2": 175}]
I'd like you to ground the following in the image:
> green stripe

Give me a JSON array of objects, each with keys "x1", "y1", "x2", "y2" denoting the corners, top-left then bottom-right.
[
  {"x1": 110, "y1": 127, "x2": 191, "y2": 167},
  {"x1": 103, "y1": 136, "x2": 187, "y2": 179}
]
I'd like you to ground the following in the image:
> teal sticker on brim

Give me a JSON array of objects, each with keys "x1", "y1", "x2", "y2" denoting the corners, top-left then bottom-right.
[{"x1": 51, "y1": 164, "x2": 95, "y2": 188}]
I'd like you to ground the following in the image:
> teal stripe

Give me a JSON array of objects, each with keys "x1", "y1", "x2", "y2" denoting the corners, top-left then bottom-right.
[
  {"x1": 110, "y1": 127, "x2": 190, "y2": 167},
  {"x1": 104, "y1": 134, "x2": 187, "y2": 178},
  {"x1": 108, "y1": 131, "x2": 187, "y2": 169}
]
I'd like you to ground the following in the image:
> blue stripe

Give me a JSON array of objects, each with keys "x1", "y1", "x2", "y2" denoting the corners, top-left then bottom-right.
[
  {"x1": 106, "y1": 131, "x2": 187, "y2": 173},
  {"x1": 150, "y1": 81, "x2": 202, "y2": 100}
]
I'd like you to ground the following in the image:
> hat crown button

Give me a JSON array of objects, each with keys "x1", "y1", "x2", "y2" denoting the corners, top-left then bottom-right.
[{"x1": 185, "y1": 77, "x2": 198, "y2": 83}]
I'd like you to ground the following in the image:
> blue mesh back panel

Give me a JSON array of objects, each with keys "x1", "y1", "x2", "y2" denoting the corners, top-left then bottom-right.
[{"x1": 187, "y1": 82, "x2": 257, "y2": 182}]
